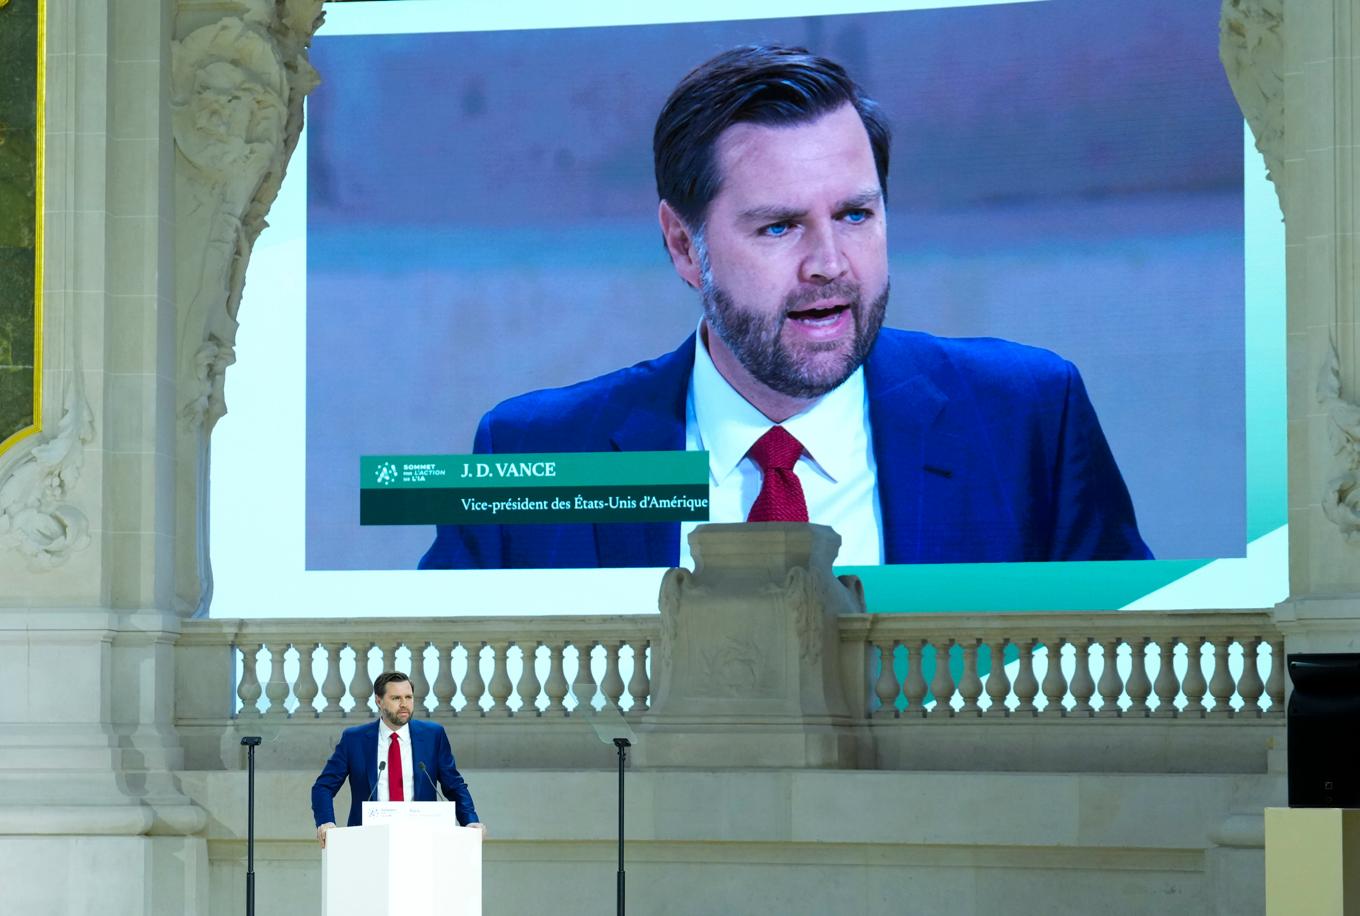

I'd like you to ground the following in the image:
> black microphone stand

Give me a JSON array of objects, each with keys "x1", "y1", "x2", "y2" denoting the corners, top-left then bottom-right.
[
  {"x1": 240, "y1": 736, "x2": 262, "y2": 916},
  {"x1": 614, "y1": 737, "x2": 631, "y2": 916}
]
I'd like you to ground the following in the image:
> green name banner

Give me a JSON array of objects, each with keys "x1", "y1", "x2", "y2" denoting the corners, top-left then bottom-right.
[{"x1": 360, "y1": 452, "x2": 710, "y2": 526}]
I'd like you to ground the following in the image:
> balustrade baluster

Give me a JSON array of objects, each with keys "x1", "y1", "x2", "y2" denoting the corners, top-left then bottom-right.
[
  {"x1": 902, "y1": 641, "x2": 928, "y2": 718},
  {"x1": 571, "y1": 640, "x2": 599, "y2": 713},
  {"x1": 984, "y1": 638, "x2": 1011, "y2": 717},
  {"x1": 237, "y1": 643, "x2": 263, "y2": 718},
  {"x1": 1012, "y1": 638, "x2": 1039, "y2": 716},
  {"x1": 1265, "y1": 638, "x2": 1286, "y2": 717},
  {"x1": 350, "y1": 644, "x2": 375, "y2": 717},
  {"x1": 928, "y1": 639, "x2": 956, "y2": 717},
  {"x1": 513, "y1": 642, "x2": 542, "y2": 716},
  {"x1": 1041, "y1": 638, "x2": 1068, "y2": 716},
  {"x1": 320, "y1": 642, "x2": 347, "y2": 717},
  {"x1": 1124, "y1": 637, "x2": 1151, "y2": 717},
  {"x1": 1236, "y1": 637, "x2": 1265, "y2": 717},
  {"x1": 1095, "y1": 638, "x2": 1124, "y2": 717},
  {"x1": 431, "y1": 642, "x2": 457, "y2": 718},
  {"x1": 958, "y1": 640, "x2": 983, "y2": 716},
  {"x1": 1069, "y1": 638, "x2": 1095, "y2": 716},
  {"x1": 294, "y1": 643, "x2": 320, "y2": 719},
  {"x1": 487, "y1": 641, "x2": 513, "y2": 715},
  {"x1": 1181, "y1": 636, "x2": 1207, "y2": 716},
  {"x1": 408, "y1": 642, "x2": 431, "y2": 716},
  {"x1": 462, "y1": 643, "x2": 487, "y2": 716},
  {"x1": 874, "y1": 641, "x2": 900, "y2": 718},
  {"x1": 544, "y1": 641, "x2": 569, "y2": 715},
  {"x1": 1207, "y1": 637, "x2": 1236, "y2": 718},
  {"x1": 265, "y1": 642, "x2": 291, "y2": 717},
  {"x1": 386, "y1": 642, "x2": 402, "y2": 675},
  {"x1": 601, "y1": 642, "x2": 625, "y2": 711},
  {"x1": 627, "y1": 641, "x2": 651, "y2": 712},
  {"x1": 1151, "y1": 637, "x2": 1179, "y2": 717}
]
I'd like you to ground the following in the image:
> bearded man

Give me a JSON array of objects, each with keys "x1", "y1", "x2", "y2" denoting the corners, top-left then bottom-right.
[{"x1": 419, "y1": 45, "x2": 1151, "y2": 570}]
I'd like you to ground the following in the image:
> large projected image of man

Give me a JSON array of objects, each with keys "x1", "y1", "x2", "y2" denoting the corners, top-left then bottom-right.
[{"x1": 420, "y1": 45, "x2": 1152, "y2": 570}]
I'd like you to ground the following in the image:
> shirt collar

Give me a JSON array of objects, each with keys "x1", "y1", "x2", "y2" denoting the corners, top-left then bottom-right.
[
  {"x1": 378, "y1": 719, "x2": 410, "y2": 743},
  {"x1": 691, "y1": 319, "x2": 869, "y2": 485}
]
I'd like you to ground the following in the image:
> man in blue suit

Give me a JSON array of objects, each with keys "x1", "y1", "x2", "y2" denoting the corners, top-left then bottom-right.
[
  {"x1": 312, "y1": 671, "x2": 481, "y2": 847},
  {"x1": 420, "y1": 45, "x2": 1150, "y2": 570}
]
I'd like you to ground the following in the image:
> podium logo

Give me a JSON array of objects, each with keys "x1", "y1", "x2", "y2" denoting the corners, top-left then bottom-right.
[{"x1": 374, "y1": 462, "x2": 400, "y2": 486}]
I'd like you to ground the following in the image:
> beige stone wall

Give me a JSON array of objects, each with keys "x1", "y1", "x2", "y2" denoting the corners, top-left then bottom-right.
[{"x1": 186, "y1": 767, "x2": 1279, "y2": 916}]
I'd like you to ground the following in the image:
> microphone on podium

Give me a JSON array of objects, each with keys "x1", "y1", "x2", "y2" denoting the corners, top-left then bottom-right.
[
  {"x1": 368, "y1": 760, "x2": 387, "y2": 802},
  {"x1": 418, "y1": 762, "x2": 444, "y2": 800}
]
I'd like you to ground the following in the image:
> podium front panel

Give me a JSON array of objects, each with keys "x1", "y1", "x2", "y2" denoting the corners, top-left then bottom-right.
[{"x1": 323, "y1": 822, "x2": 482, "y2": 916}]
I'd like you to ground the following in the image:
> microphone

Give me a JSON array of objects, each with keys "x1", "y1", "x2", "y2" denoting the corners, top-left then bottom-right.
[
  {"x1": 418, "y1": 762, "x2": 445, "y2": 801},
  {"x1": 368, "y1": 760, "x2": 387, "y2": 802}
]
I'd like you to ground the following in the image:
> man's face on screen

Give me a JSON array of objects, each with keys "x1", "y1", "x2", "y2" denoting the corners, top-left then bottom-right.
[
  {"x1": 695, "y1": 103, "x2": 888, "y2": 403},
  {"x1": 377, "y1": 680, "x2": 414, "y2": 729}
]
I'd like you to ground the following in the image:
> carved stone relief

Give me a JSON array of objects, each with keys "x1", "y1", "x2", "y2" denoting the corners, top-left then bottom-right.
[
  {"x1": 1318, "y1": 341, "x2": 1360, "y2": 542},
  {"x1": 172, "y1": 0, "x2": 322, "y2": 434},
  {"x1": 171, "y1": 0, "x2": 323, "y2": 611},
  {"x1": 642, "y1": 524, "x2": 861, "y2": 767},
  {"x1": 0, "y1": 373, "x2": 94, "y2": 569},
  {"x1": 1219, "y1": 0, "x2": 1284, "y2": 209}
]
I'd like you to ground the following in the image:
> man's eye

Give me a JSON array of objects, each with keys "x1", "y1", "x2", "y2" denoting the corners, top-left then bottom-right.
[
  {"x1": 843, "y1": 209, "x2": 871, "y2": 224},
  {"x1": 761, "y1": 222, "x2": 793, "y2": 238}
]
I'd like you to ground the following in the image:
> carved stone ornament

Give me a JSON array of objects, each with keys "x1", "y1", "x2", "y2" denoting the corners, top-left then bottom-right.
[
  {"x1": 0, "y1": 375, "x2": 95, "y2": 569},
  {"x1": 172, "y1": 0, "x2": 323, "y2": 433},
  {"x1": 1219, "y1": 0, "x2": 1284, "y2": 209},
  {"x1": 1318, "y1": 340, "x2": 1360, "y2": 542}
]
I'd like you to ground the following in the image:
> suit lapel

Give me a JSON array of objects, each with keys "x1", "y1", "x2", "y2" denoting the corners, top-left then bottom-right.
[
  {"x1": 361, "y1": 721, "x2": 379, "y2": 800},
  {"x1": 865, "y1": 333, "x2": 950, "y2": 564},
  {"x1": 409, "y1": 721, "x2": 430, "y2": 801},
  {"x1": 594, "y1": 336, "x2": 695, "y2": 568}
]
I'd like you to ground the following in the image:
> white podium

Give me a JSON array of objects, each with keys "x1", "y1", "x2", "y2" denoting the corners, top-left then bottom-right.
[{"x1": 322, "y1": 803, "x2": 481, "y2": 916}]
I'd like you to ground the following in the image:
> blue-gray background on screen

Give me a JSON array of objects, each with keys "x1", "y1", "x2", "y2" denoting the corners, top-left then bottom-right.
[{"x1": 305, "y1": 0, "x2": 1245, "y2": 571}]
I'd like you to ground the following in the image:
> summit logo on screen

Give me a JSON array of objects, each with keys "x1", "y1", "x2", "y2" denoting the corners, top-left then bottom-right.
[{"x1": 373, "y1": 461, "x2": 399, "y2": 486}]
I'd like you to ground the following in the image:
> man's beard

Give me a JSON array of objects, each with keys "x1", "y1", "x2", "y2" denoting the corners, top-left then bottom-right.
[{"x1": 698, "y1": 248, "x2": 888, "y2": 399}]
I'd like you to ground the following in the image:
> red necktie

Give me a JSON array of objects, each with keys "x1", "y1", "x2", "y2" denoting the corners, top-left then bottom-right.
[
  {"x1": 746, "y1": 426, "x2": 809, "y2": 522},
  {"x1": 387, "y1": 733, "x2": 404, "y2": 802}
]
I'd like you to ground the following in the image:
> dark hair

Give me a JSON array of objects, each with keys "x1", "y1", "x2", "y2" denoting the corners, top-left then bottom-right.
[
  {"x1": 373, "y1": 671, "x2": 411, "y2": 699},
  {"x1": 653, "y1": 45, "x2": 891, "y2": 229}
]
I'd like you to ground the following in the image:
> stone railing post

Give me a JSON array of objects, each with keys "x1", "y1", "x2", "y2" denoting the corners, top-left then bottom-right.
[{"x1": 637, "y1": 523, "x2": 865, "y2": 768}]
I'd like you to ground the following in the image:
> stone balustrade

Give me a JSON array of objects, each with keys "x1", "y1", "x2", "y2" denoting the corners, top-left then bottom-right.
[
  {"x1": 175, "y1": 606, "x2": 1286, "y2": 773},
  {"x1": 180, "y1": 610, "x2": 1286, "y2": 724},
  {"x1": 178, "y1": 616, "x2": 659, "y2": 719},
  {"x1": 840, "y1": 610, "x2": 1284, "y2": 719}
]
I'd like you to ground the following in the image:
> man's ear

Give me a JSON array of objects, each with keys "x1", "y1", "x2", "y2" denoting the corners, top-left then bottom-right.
[{"x1": 659, "y1": 200, "x2": 702, "y2": 289}]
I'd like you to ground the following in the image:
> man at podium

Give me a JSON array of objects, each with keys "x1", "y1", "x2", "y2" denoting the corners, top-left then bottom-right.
[{"x1": 312, "y1": 671, "x2": 483, "y2": 847}]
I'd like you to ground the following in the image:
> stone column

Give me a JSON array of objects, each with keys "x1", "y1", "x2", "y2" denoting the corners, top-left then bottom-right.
[
  {"x1": 636, "y1": 523, "x2": 867, "y2": 768},
  {"x1": 0, "y1": 1, "x2": 320, "y2": 911},
  {"x1": 1273, "y1": 0, "x2": 1360, "y2": 652},
  {"x1": 1224, "y1": 0, "x2": 1360, "y2": 652}
]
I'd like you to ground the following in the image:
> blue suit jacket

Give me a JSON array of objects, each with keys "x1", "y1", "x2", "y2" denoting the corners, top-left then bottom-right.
[
  {"x1": 310, "y1": 718, "x2": 479, "y2": 827},
  {"x1": 419, "y1": 329, "x2": 1151, "y2": 568}
]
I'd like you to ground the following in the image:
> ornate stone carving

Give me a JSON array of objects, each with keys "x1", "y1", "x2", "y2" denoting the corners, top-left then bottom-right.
[
  {"x1": 656, "y1": 565, "x2": 689, "y2": 693},
  {"x1": 1318, "y1": 340, "x2": 1360, "y2": 542},
  {"x1": 642, "y1": 524, "x2": 861, "y2": 767},
  {"x1": 172, "y1": 0, "x2": 322, "y2": 433},
  {"x1": 0, "y1": 376, "x2": 94, "y2": 569},
  {"x1": 788, "y1": 566, "x2": 822, "y2": 665},
  {"x1": 1220, "y1": 0, "x2": 1284, "y2": 207},
  {"x1": 171, "y1": 0, "x2": 323, "y2": 612},
  {"x1": 700, "y1": 631, "x2": 765, "y2": 693}
]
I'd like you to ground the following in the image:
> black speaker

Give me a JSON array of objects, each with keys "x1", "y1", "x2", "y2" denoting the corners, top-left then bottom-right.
[{"x1": 1287, "y1": 653, "x2": 1360, "y2": 808}]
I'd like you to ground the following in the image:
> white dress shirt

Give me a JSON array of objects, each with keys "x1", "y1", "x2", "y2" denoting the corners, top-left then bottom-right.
[
  {"x1": 376, "y1": 720, "x2": 414, "y2": 802},
  {"x1": 679, "y1": 322, "x2": 884, "y2": 569}
]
